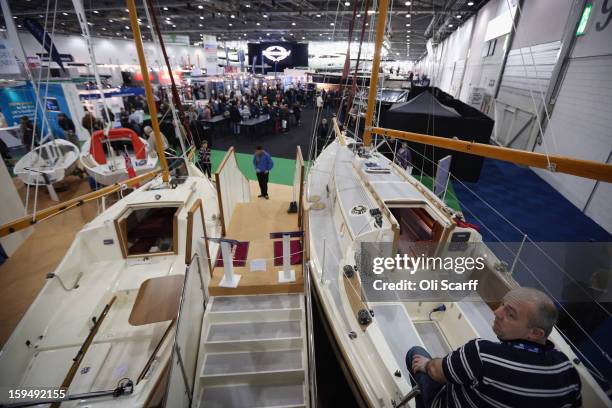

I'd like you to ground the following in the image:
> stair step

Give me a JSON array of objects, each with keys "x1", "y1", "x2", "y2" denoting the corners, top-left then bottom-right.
[
  {"x1": 207, "y1": 321, "x2": 301, "y2": 342},
  {"x1": 210, "y1": 294, "x2": 301, "y2": 313},
  {"x1": 202, "y1": 350, "x2": 303, "y2": 377},
  {"x1": 200, "y1": 382, "x2": 305, "y2": 408}
]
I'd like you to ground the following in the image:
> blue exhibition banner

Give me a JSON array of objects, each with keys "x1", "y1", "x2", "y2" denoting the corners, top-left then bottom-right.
[{"x1": 0, "y1": 82, "x2": 72, "y2": 139}]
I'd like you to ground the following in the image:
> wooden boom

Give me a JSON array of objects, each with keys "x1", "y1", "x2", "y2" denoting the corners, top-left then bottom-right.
[{"x1": 369, "y1": 126, "x2": 612, "y2": 183}]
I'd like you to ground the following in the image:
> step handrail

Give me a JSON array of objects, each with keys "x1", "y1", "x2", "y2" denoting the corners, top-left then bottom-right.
[
  {"x1": 162, "y1": 253, "x2": 208, "y2": 407},
  {"x1": 304, "y1": 261, "x2": 318, "y2": 407}
]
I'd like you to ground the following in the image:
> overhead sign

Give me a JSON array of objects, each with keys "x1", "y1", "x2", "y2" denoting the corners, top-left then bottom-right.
[{"x1": 262, "y1": 45, "x2": 292, "y2": 62}]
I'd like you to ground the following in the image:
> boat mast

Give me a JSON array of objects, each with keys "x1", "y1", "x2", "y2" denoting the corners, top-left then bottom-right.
[
  {"x1": 72, "y1": 0, "x2": 116, "y2": 164},
  {"x1": 126, "y1": 0, "x2": 170, "y2": 183},
  {"x1": 362, "y1": 0, "x2": 389, "y2": 146}
]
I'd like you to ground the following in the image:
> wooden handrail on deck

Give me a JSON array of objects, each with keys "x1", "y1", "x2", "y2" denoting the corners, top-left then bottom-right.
[
  {"x1": 0, "y1": 169, "x2": 162, "y2": 238},
  {"x1": 369, "y1": 126, "x2": 612, "y2": 183},
  {"x1": 51, "y1": 296, "x2": 117, "y2": 408}
]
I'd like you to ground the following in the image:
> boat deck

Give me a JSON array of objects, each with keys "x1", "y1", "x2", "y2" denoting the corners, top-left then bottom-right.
[{"x1": 209, "y1": 183, "x2": 304, "y2": 296}]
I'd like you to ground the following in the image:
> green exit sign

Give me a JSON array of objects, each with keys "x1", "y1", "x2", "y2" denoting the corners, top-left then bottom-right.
[{"x1": 576, "y1": 3, "x2": 592, "y2": 36}]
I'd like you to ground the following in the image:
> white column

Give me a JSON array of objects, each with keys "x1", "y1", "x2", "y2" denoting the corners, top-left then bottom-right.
[
  {"x1": 219, "y1": 241, "x2": 241, "y2": 287},
  {"x1": 278, "y1": 233, "x2": 296, "y2": 283}
]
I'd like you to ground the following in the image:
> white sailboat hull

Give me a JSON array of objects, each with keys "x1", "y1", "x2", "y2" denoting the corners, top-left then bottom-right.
[
  {"x1": 0, "y1": 163, "x2": 221, "y2": 407},
  {"x1": 306, "y1": 138, "x2": 611, "y2": 408},
  {"x1": 79, "y1": 138, "x2": 158, "y2": 186},
  {"x1": 13, "y1": 139, "x2": 80, "y2": 185}
]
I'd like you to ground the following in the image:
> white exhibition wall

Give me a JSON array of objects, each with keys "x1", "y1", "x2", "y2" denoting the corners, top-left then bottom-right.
[{"x1": 416, "y1": 0, "x2": 612, "y2": 235}]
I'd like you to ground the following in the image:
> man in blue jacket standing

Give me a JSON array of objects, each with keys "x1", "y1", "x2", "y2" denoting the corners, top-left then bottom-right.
[{"x1": 253, "y1": 146, "x2": 274, "y2": 199}]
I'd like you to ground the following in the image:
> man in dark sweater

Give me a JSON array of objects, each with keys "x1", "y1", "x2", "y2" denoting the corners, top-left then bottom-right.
[{"x1": 406, "y1": 287, "x2": 582, "y2": 408}]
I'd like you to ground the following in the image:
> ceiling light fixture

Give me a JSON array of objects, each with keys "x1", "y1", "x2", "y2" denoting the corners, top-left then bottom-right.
[
  {"x1": 93, "y1": 10, "x2": 99, "y2": 14},
  {"x1": 330, "y1": 22, "x2": 334, "y2": 26},
  {"x1": 124, "y1": 25, "x2": 129, "y2": 29},
  {"x1": 405, "y1": 1, "x2": 411, "y2": 5},
  {"x1": 302, "y1": 36, "x2": 306, "y2": 39},
  {"x1": 266, "y1": 33, "x2": 270, "y2": 36},
  {"x1": 200, "y1": 16, "x2": 204, "y2": 19},
  {"x1": 316, "y1": 14, "x2": 321, "y2": 17},
  {"x1": 62, "y1": 12, "x2": 68, "y2": 15},
  {"x1": 256, "y1": 22, "x2": 260, "y2": 26},
  {"x1": 163, "y1": 6, "x2": 168, "y2": 10},
  {"x1": 102, "y1": 27, "x2": 106, "y2": 30},
  {"x1": 448, "y1": 23, "x2": 453, "y2": 27},
  {"x1": 109, "y1": 19, "x2": 114, "y2": 22},
  {"x1": 229, "y1": 23, "x2": 232, "y2": 26},
  {"x1": 345, "y1": 1, "x2": 350, "y2": 5},
  {"x1": 230, "y1": 14, "x2": 235, "y2": 18},
  {"x1": 356, "y1": 14, "x2": 361, "y2": 17},
  {"x1": 467, "y1": 1, "x2": 474, "y2": 5},
  {"x1": 456, "y1": 14, "x2": 462, "y2": 18},
  {"x1": 292, "y1": 22, "x2": 296, "y2": 26},
  {"x1": 125, "y1": 8, "x2": 128, "y2": 12},
  {"x1": 405, "y1": 13, "x2": 410, "y2": 18},
  {"x1": 263, "y1": 14, "x2": 268, "y2": 18},
  {"x1": 199, "y1": 23, "x2": 203, "y2": 27}
]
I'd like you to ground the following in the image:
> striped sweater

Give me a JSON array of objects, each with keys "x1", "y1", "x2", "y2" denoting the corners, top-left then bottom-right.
[{"x1": 432, "y1": 339, "x2": 581, "y2": 408}]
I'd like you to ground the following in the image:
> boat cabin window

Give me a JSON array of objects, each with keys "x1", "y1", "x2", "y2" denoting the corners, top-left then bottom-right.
[
  {"x1": 116, "y1": 206, "x2": 179, "y2": 257},
  {"x1": 102, "y1": 139, "x2": 135, "y2": 156}
]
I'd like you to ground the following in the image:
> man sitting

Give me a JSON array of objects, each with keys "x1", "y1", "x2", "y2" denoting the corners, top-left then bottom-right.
[{"x1": 406, "y1": 287, "x2": 581, "y2": 408}]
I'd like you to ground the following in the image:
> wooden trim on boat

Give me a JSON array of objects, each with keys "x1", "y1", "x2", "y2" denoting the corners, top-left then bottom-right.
[
  {"x1": 311, "y1": 276, "x2": 371, "y2": 408},
  {"x1": 53, "y1": 296, "x2": 117, "y2": 407},
  {"x1": 115, "y1": 217, "x2": 128, "y2": 258},
  {"x1": 370, "y1": 126, "x2": 612, "y2": 183},
  {"x1": 296, "y1": 145, "x2": 305, "y2": 229},
  {"x1": 361, "y1": 0, "x2": 389, "y2": 148},
  {"x1": 0, "y1": 169, "x2": 161, "y2": 238},
  {"x1": 144, "y1": 358, "x2": 171, "y2": 408},
  {"x1": 185, "y1": 198, "x2": 210, "y2": 273},
  {"x1": 137, "y1": 319, "x2": 176, "y2": 385},
  {"x1": 216, "y1": 146, "x2": 235, "y2": 174},
  {"x1": 114, "y1": 205, "x2": 181, "y2": 259},
  {"x1": 214, "y1": 171, "x2": 225, "y2": 237}
]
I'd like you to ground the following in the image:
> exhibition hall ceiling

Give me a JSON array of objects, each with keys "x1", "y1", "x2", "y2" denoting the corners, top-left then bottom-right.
[{"x1": 3, "y1": 0, "x2": 487, "y2": 61}]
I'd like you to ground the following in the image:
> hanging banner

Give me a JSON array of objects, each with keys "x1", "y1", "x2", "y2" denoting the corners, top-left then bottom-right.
[
  {"x1": 0, "y1": 39, "x2": 20, "y2": 75},
  {"x1": 23, "y1": 18, "x2": 65, "y2": 71},
  {"x1": 202, "y1": 35, "x2": 218, "y2": 75}
]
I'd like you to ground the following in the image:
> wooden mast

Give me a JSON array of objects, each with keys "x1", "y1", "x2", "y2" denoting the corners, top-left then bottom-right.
[
  {"x1": 126, "y1": 0, "x2": 170, "y2": 183},
  {"x1": 362, "y1": 0, "x2": 389, "y2": 147}
]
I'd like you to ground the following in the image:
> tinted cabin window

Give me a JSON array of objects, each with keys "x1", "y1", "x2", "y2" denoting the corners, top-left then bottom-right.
[{"x1": 126, "y1": 207, "x2": 177, "y2": 255}]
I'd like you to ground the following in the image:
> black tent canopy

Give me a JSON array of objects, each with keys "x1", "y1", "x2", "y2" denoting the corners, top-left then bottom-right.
[{"x1": 381, "y1": 87, "x2": 494, "y2": 182}]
